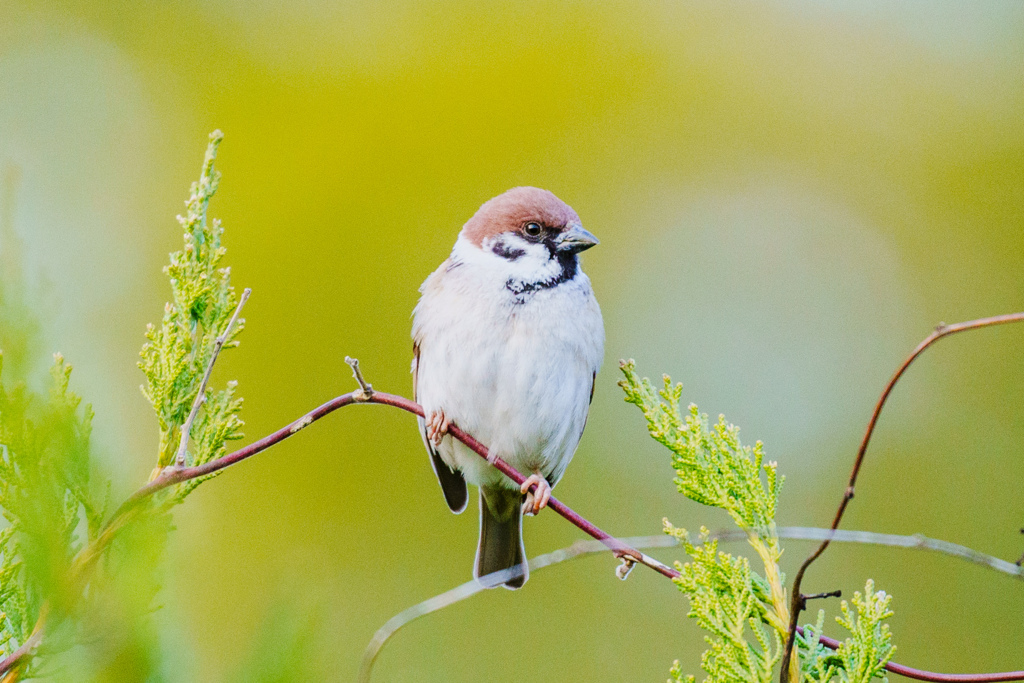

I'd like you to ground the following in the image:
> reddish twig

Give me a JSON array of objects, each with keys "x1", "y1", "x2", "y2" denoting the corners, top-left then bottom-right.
[
  {"x1": 117, "y1": 384, "x2": 1024, "y2": 681},
  {"x1": 4, "y1": 362, "x2": 1023, "y2": 679},
  {"x1": 0, "y1": 632, "x2": 39, "y2": 683},
  {"x1": 780, "y1": 312, "x2": 1024, "y2": 682}
]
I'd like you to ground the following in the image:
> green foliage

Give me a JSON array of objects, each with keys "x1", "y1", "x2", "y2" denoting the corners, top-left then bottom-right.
[
  {"x1": 834, "y1": 581, "x2": 894, "y2": 683},
  {"x1": 664, "y1": 525, "x2": 781, "y2": 683},
  {"x1": 138, "y1": 129, "x2": 245, "y2": 474},
  {"x1": 620, "y1": 361, "x2": 897, "y2": 683},
  {"x1": 618, "y1": 360, "x2": 782, "y2": 538},
  {"x1": 620, "y1": 358, "x2": 791, "y2": 680},
  {"x1": 0, "y1": 131, "x2": 253, "y2": 678},
  {"x1": 175, "y1": 378, "x2": 244, "y2": 498},
  {"x1": 800, "y1": 581, "x2": 895, "y2": 683},
  {"x1": 0, "y1": 352, "x2": 104, "y2": 672}
]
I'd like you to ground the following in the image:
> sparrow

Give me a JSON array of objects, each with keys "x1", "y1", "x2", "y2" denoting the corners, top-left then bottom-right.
[{"x1": 411, "y1": 186, "x2": 604, "y2": 589}]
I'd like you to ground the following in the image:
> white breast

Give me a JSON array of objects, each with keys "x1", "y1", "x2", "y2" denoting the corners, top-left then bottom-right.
[{"x1": 412, "y1": 236, "x2": 604, "y2": 491}]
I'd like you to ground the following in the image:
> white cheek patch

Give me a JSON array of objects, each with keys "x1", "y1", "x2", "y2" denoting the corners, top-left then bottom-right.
[{"x1": 454, "y1": 234, "x2": 561, "y2": 284}]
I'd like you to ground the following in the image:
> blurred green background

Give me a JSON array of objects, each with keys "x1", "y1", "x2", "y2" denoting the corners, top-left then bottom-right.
[{"x1": 2, "y1": 0, "x2": 1023, "y2": 679}]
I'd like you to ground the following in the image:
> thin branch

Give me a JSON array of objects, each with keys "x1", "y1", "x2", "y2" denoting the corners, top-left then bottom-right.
[
  {"x1": 771, "y1": 527, "x2": 1024, "y2": 580},
  {"x1": 4, "y1": 363, "x2": 1023, "y2": 680},
  {"x1": 781, "y1": 312, "x2": 1024, "y2": 681},
  {"x1": 358, "y1": 534, "x2": 678, "y2": 683},
  {"x1": 174, "y1": 287, "x2": 251, "y2": 467},
  {"x1": 357, "y1": 526, "x2": 1024, "y2": 683}
]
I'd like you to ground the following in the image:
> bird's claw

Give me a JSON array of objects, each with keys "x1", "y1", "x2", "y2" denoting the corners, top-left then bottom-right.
[
  {"x1": 425, "y1": 410, "x2": 450, "y2": 447},
  {"x1": 521, "y1": 473, "x2": 551, "y2": 516}
]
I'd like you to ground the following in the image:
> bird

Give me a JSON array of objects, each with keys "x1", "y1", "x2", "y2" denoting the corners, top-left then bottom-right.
[{"x1": 411, "y1": 186, "x2": 604, "y2": 589}]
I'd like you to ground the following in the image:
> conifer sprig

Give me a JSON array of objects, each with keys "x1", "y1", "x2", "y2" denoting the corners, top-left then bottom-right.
[
  {"x1": 0, "y1": 131, "x2": 248, "y2": 676},
  {"x1": 621, "y1": 361, "x2": 896, "y2": 683},
  {"x1": 0, "y1": 353, "x2": 101, "y2": 672},
  {"x1": 138, "y1": 130, "x2": 245, "y2": 486},
  {"x1": 618, "y1": 360, "x2": 782, "y2": 539},
  {"x1": 834, "y1": 582, "x2": 895, "y2": 683},
  {"x1": 665, "y1": 525, "x2": 783, "y2": 683}
]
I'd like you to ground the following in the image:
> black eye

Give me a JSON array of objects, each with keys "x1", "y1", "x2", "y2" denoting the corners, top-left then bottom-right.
[{"x1": 524, "y1": 222, "x2": 542, "y2": 237}]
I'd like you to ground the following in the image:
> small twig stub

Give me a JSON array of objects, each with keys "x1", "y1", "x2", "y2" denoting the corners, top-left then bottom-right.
[
  {"x1": 802, "y1": 589, "x2": 842, "y2": 605},
  {"x1": 615, "y1": 557, "x2": 635, "y2": 580},
  {"x1": 345, "y1": 356, "x2": 374, "y2": 400}
]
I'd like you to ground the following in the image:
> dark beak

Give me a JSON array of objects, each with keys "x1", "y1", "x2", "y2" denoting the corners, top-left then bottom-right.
[{"x1": 557, "y1": 224, "x2": 600, "y2": 254}]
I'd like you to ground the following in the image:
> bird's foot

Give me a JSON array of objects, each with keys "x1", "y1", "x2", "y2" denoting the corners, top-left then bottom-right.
[
  {"x1": 521, "y1": 473, "x2": 552, "y2": 516},
  {"x1": 425, "y1": 410, "x2": 450, "y2": 447}
]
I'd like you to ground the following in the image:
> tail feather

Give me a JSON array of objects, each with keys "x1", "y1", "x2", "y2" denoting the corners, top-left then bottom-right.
[{"x1": 475, "y1": 487, "x2": 527, "y2": 589}]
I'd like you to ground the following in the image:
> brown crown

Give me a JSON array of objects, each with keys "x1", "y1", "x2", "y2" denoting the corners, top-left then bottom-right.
[{"x1": 462, "y1": 187, "x2": 580, "y2": 246}]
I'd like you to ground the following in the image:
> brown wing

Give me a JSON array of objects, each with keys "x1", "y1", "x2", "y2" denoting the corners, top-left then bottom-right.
[{"x1": 413, "y1": 342, "x2": 468, "y2": 513}]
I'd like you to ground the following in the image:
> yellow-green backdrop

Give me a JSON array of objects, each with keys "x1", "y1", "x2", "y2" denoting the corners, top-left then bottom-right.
[{"x1": 2, "y1": 1, "x2": 1023, "y2": 680}]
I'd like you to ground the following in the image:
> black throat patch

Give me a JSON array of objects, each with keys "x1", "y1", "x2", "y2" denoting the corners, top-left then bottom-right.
[{"x1": 505, "y1": 250, "x2": 579, "y2": 301}]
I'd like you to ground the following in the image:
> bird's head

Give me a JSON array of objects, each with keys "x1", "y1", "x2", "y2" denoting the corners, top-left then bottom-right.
[{"x1": 457, "y1": 187, "x2": 598, "y2": 290}]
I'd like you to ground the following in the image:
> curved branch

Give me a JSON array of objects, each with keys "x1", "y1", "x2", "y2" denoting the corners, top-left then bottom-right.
[
  {"x1": 4, "y1": 366, "x2": 1023, "y2": 681},
  {"x1": 771, "y1": 527, "x2": 1024, "y2": 580},
  {"x1": 358, "y1": 534, "x2": 678, "y2": 683},
  {"x1": 358, "y1": 527, "x2": 1024, "y2": 683},
  {"x1": 781, "y1": 312, "x2": 1024, "y2": 681}
]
